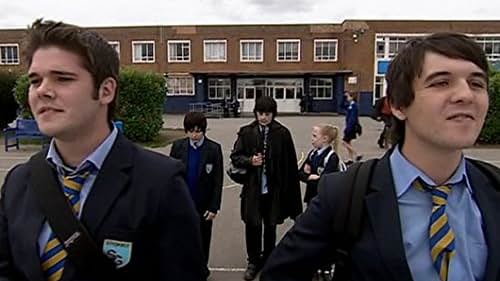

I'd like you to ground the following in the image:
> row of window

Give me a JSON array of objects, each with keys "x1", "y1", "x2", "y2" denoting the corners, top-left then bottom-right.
[
  {"x1": 0, "y1": 39, "x2": 338, "y2": 66},
  {"x1": 167, "y1": 76, "x2": 333, "y2": 99},
  {"x1": 376, "y1": 35, "x2": 500, "y2": 60},
  {"x1": 124, "y1": 39, "x2": 338, "y2": 63}
]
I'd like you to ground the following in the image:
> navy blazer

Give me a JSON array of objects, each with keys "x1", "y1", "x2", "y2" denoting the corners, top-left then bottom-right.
[
  {"x1": 0, "y1": 134, "x2": 206, "y2": 281},
  {"x1": 169, "y1": 137, "x2": 223, "y2": 214},
  {"x1": 298, "y1": 147, "x2": 340, "y2": 203},
  {"x1": 261, "y1": 153, "x2": 500, "y2": 281}
]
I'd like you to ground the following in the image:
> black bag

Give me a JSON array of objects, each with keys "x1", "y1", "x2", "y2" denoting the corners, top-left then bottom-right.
[
  {"x1": 28, "y1": 153, "x2": 117, "y2": 279},
  {"x1": 354, "y1": 123, "x2": 362, "y2": 136},
  {"x1": 226, "y1": 161, "x2": 248, "y2": 184},
  {"x1": 329, "y1": 157, "x2": 500, "y2": 281}
]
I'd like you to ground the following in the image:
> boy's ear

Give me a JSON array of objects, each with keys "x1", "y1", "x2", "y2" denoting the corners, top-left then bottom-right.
[{"x1": 98, "y1": 77, "x2": 117, "y2": 105}]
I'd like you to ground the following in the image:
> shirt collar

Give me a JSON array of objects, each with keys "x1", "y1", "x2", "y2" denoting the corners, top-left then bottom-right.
[
  {"x1": 46, "y1": 126, "x2": 118, "y2": 175},
  {"x1": 389, "y1": 145, "x2": 472, "y2": 198},
  {"x1": 189, "y1": 136, "x2": 205, "y2": 149},
  {"x1": 316, "y1": 145, "x2": 330, "y2": 156}
]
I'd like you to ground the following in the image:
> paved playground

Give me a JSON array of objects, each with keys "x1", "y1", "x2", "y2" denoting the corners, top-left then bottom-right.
[{"x1": 1, "y1": 115, "x2": 500, "y2": 280}]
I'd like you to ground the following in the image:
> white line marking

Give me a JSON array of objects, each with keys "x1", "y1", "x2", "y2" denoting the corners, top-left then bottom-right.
[
  {"x1": 209, "y1": 267, "x2": 246, "y2": 272},
  {"x1": 223, "y1": 184, "x2": 240, "y2": 189}
]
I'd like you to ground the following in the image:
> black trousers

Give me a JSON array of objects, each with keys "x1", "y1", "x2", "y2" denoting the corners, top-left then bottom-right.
[
  {"x1": 199, "y1": 215, "x2": 213, "y2": 265},
  {"x1": 245, "y1": 193, "x2": 277, "y2": 265}
]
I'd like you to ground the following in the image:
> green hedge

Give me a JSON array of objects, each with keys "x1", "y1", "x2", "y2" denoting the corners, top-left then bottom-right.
[
  {"x1": 12, "y1": 69, "x2": 166, "y2": 142},
  {"x1": 479, "y1": 70, "x2": 500, "y2": 144},
  {"x1": 117, "y1": 68, "x2": 166, "y2": 142},
  {"x1": 13, "y1": 74, "x2": 32, "y2": 119},
  {"x1": 0, "y1": 71, "x2": 20, "y2": 129}
]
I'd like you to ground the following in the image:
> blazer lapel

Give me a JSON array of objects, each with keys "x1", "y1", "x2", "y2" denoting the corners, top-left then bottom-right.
[
  {"x1": 364, "y1": 155, "x2": 413, "y2": 281},
  {"x1": 197, "y1": 140, "x2": 209, "y2": 178},
  {"x1": 80, "y1": 134, "x2": 134, "y2": 237},
  {"x1": 179, "y1": 138, "x2": 189, "y2": 165},
  {"x1": 467, "y1": 163, "x2": 500, "y2": 281}
]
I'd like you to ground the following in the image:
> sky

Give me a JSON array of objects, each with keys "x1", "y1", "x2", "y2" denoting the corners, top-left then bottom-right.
[{"x1": 0, "y1": 0, "x2": 499, "y2": 28}]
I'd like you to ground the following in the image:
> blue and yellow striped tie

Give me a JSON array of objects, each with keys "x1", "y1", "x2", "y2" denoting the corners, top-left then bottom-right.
[
  {"x1": 415, "y1": 180, "x2": 456, "y2": 281},
  {"x1": 40, "y1": 168, "x2": 93, "y2": 281}
]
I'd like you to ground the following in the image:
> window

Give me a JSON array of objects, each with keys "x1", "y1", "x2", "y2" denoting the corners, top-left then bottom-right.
[
  {"x1": 314, "y1": 39, "x2": 338, "y2": 62},
  {"x1": 277, "y1": 39, "x2": 300, "y2": 61},
  {"x1": 166, "y1": 76, "x2": 194, "y2": 96},
  {"x1": 108, "y1": 41, "x2": 120, "y2": 59},
  {"x1": 132, "y1": 41, "x2": 155, "y2": 63},
  {"x1": 208, "y1": 79, "x2": 231, "y2": 100},
  {"x1": 374, "y1": 76, "x2": 385, "y2": 100},
  {"x1": 310, "y1": 78, "x2": 333, "y2": 99},
  {"x1": 168, "y1": 40, "x2": 191, "y2": 62},
  {"x1": 240, "y1": 40, "x2": 263, "y2": 62},
  {"x1": 388, "y1": 37, "x2": 408, "y2": 58},
  {"x1": 0, "y1": 44, "x2": 19, "y2": 65},
  {"x1": 204, "y1": 40, "x2": 227, "y2": 62},
  {"x1": 376, "y1": 38, "x2": 386, "y2": 58},
  {"x1": 475, "y1": 37, "x2": 500, "y2": 60}
]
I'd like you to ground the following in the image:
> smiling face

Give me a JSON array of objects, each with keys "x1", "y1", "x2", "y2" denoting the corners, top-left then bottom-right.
[
  {"x1": 392, "y1": 51, "x2": 489, "y2": 154},
  {"x1": 28, "y1": 46, "x2": 113, "y2": 141}
]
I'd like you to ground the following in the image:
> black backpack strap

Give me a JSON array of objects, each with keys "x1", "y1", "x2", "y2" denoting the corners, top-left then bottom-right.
[
  {"x1": 28, "y1": 153, "x2": 116, "y2": 278},
  {"x1": 467, "y1": 158, "x2": 500, "y2": 190},
  {"x1": 332, "y1": 159, "x2": 378, "y2": 278}
]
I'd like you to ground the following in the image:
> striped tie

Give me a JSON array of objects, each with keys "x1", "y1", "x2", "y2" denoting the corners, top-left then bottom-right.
[
  {"x1": 40, "y1": 165, "x2": 93, "y2": 281},
  {"x1": 415, "y1": 179, "x2": 456, "y2": 281}
]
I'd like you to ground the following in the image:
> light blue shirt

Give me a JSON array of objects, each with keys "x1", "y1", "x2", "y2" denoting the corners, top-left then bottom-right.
[
  {"x1": 189, "y1": 135, "x2": 205, "y2": 149},
  {"x1": 38, "y1": 126, "x2": 118, "y2": 255},
  {"x1": 390, "y1": 147, "x2": 487, "y2": 281}
]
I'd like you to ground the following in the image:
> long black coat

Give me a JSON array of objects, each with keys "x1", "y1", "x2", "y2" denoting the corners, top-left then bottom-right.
[{"x1": 230, "y1": 120, "x2": 302, "y2": 226}]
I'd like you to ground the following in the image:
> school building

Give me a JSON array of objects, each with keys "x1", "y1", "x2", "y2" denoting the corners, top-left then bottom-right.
[{"x1": 1, "y1": 20, "x2": 500, "y2": 114}]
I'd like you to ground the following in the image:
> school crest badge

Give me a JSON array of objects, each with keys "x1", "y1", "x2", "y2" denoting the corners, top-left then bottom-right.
[
  {"x1": 103, "y1": 239, "x2": 132, "y2": 268},
  {"x1": 206, "y1": 163, "x2": 213, "y2": 174}
]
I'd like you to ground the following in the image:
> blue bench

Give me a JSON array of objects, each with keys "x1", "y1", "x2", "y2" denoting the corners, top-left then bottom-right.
[{"x1": 3, "y1": 119, "x2": 50, "y2": 152}]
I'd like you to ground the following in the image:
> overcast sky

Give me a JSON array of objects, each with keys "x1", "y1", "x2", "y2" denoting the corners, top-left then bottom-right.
[{"x1": 0, "y1": 0, "x2": 498, "y2": 28}]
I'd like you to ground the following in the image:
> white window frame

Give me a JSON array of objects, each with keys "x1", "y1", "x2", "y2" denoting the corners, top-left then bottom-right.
[
  {"x1": 310, "y1": 78, "x2": 333, "y2": 100},
  {"x1": 108, "y1": 41, "x2": 120, "y2": 59},
  {"x1": 166, "y1": 76, "x2": 195, "y2": 96},
  {"x1": 276, "y1": 39, "x2": 300, "y2": 62},
  {"x1": 240, "y1": 39, "x2": 264, "y2": 62},
  {"x1": 473, "y1": 35, "x2": 500, "y2": 61},
  {"x1": 167, "y1": 40, "x2": 191, "y2": 63},
  {"x1": 314, "y1": 39, "x2": 338, "y2": 62},
  {"x1": 208, "y1": 78, "x2": 231, "y2": 100},
  {"x1": 204, "y1": 40, "x2": 227, "y2": 62},
  {"x1": 0, "y1": 43, "x2": 20, "y2": 65},
  {"x1": 132, "y1": 40, "x2": 155, "y2": 63}
]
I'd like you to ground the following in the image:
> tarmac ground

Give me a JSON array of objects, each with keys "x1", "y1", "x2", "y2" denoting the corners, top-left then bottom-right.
[{"x1": 1, "y1": 114, "x2": 499, "y2": 280}]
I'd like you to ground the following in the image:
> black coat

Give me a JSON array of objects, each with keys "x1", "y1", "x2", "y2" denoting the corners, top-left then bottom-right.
[
  {"x1": 230, "y1": 120, "x2": 302, "y2": 226},
  {"x1": 169, "y1": 137, "x2": 223, "y2": 214}
]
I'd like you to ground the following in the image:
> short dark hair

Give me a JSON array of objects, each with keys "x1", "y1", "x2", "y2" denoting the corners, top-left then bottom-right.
[
  {"x1": 386, "y1": 32, "x2": 489, "y2": 145},
  {"x1": 183, "y1": 112, "x2": 207, "y2": 133},
  {"x1": 253, "y1": 96, "x2": 277, "y2": 117},
  {"x1": 24, "y1": 19, "x2": 120, "y2": 121}
]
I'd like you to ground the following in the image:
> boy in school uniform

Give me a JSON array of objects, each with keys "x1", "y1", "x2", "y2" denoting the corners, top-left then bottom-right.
[{"x1": 170, "y1": 112, "x2": 223, "y2": 279}]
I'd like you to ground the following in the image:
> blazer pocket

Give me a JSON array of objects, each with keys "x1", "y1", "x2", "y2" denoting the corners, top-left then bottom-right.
[{"x1": 101, "y1": 230, "x2": 141, "y2": 270}]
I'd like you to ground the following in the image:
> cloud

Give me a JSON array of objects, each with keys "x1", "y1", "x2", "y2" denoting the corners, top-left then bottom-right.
[{"x1": 247, "y1": 0, "x2": 315, "y2": 12}]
